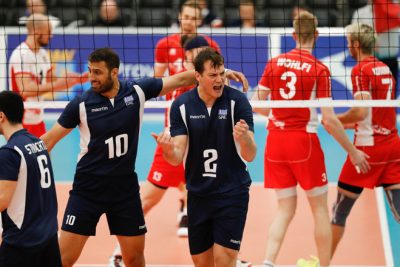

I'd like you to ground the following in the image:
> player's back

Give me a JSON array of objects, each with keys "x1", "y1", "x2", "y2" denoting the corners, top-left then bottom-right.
[
  {"x1": 1, "y1": 129, "x2": 58, "y2": 247},
  {"x1": 352, "y1": 57, "x2": 398, "y2": 145},
  {"x1": 259, "y1": 49, "x2": 331, "y2": 132}
]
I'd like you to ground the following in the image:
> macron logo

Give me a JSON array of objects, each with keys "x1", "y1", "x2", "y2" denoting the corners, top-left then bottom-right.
[
  {"x1": 139, "y1": 224, "x2": 146, "y2": 230},
  {"x1": 230, "y1": 239, "x2": 241, "y2": 244},
  {"x1": 190, "y1": 115, "x2": 206, "y2": 119},
  {"x1": 91, "y1": 106, "x2": 108, "y2": 112}
]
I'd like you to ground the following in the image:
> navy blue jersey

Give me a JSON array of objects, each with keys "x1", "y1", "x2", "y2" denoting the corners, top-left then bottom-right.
[
  {"x1": 170, "y1": 86, "x2": 253, "y2": 196},
  {"x1": 57, "y1": 78, "x2": 162, "y2": 191},
  {"x1": 0, "y1": 129, "x2": 58, "y2": 247}
]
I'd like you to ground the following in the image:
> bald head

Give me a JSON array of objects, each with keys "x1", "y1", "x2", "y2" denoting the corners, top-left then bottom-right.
[
  {"x1": 26, "y1": 13, "x2": 52, "y2": 47},
  {"x1": 26, "y1": 13, "x2": 51, "y2": 33}
]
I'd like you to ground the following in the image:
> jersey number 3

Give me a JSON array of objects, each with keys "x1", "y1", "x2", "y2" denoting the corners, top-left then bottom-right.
[{"x1": 279, "y1": 71, "x2": 297, "y2": 99}]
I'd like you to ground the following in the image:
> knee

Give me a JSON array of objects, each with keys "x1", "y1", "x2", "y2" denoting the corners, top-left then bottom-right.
[{"x1": 123, "y1": 252, "x2": 145, "y2": 267}]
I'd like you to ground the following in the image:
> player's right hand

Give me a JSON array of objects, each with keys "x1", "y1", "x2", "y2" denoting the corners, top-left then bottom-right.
[{"x1": 349, "y1": 149, "x2": 370, "y2": 174}]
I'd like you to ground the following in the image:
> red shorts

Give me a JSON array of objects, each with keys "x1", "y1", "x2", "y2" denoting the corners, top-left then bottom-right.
[
  {"x1": 339, "y1": 136, "x2": 400, "y2": 188},
  {"x1": 265, "y1": 131, "x2": 328, "y2": 190},
  {"x1": 23, "y1": 121, "x2": 46, "y2": 138},
  {"x1": 147, "y1": 145, "x2": 185, "y2": 188}
]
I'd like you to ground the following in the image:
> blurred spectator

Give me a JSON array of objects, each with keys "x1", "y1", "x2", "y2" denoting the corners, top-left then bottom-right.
[
  {"x1": 352, "y1": 0, "x2": 400, "y2": 93},
  {"x1": 228, "y1": 0, "x2": 264, "y2": 28},
  {"x1": 18, "y1": 0, "x2": 60, "y2": 29},
  {"x1": 94, "y1": 0, "x2": 129, "y2": 27},
  {"x1": 198, "y1": 0, "x2": 223, "y2": 28}
]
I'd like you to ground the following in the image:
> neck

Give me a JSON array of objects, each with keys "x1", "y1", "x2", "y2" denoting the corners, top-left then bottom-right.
[
  {"x1": 3, "y1": 124, "x2": 23, "y2": 141},
  {"x1": 296, "y1": 42, "x2": 313, "y2": 54},
  {"x1": 197, "y1": 86, "x2": 216, "y2": 107},
  {"x1": 358, "y1": 52, "x2": 372, "y2": 62},
  {"x1": 25, "y1": 36, "x2": 40, "y2": 53},
  {"x1": 102, "y1": 80, "x2": 120, "y2": 99}
]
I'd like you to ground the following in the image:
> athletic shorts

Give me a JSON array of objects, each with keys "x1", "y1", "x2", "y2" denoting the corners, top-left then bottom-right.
[
  {"x1": 0, "y1": 234, "x2": 61, "y2": 267},
  {"x1": 147, "y1": 145, "x2": 185, "y2": 188},
  {"x1": 187, "y1": 190, "x2": 249, "y2": 255},
  {"x1": 61, "y1": 189, "x2": 147, "y2": 236},
  {"x1": 23, "y1": 121, "x2": 46, "y2": 138},
  {"x1": 339, "y1": 137, "x2": 400, "y2": 188},
  {"x1": 265, "y1": 131, "x2": 328, "y2": 190}
]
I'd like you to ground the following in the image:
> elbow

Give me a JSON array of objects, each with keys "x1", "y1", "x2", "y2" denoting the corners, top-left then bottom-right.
[{"x1": 354, "y1": 109, "x2": 368, "y2": 122}]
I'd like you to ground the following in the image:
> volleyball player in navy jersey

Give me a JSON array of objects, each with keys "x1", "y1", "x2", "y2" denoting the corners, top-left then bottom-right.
[
  {"x1": 0, "y1": 91, "x2": 60, "y2": 267},
  {"x1": 153, "y1": 48, "x2": 257, "y2": 267},
  {"x1": 41, "y1": 47, "x2": 248, "y2": 267}
]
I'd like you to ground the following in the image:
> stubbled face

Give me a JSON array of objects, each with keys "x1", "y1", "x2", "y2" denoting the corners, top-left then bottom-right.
[
  {"x1": 88, "y1": 61, "x2": 115, "y2": 94},
  {"x1": 179, "y1": 6, "x2": 202, "y2": 34},
  {"x1": 196, "y1": 60, "x2": 226, "y2": 100},
  {"x1": 36, "y1": 22, "x2": 52, "y2": 47}
]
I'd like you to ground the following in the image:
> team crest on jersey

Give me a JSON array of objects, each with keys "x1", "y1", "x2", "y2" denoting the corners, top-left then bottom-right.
[
  {"x1": 218, "y1": 109, "x2": 227, "y2": 119},
  {"x1": 124, "y1": 95, "x2": 134, "y2": 106}
]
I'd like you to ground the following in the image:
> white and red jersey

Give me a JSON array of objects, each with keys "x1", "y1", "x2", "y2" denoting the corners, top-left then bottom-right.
[
  {"x1": 258, "y1": 49, "x2": 331, "y2": 133},
  {"x1": 351, "y1": 56, "x2": 398, "y2": 146},
  {"x1": 8, "y1": 42, "x2": 52, "y2": 125},
  {"x1": 154, "y1": 33, "x2": 220, "y2": 76}
]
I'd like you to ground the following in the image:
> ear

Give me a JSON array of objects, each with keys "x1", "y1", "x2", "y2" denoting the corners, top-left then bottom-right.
[
  {"x1": 292, "y1": 31, "x2": 297, "y2": 42},
  {"x1": 314, "y1": 30, "x2": 319, "y2": 40},
  {"x1": 111, "y1": 68, "x2": 119, "y2": 78},
  {"x1": 194, "y1": 71, "x2": 201, "y2": 83},
  {"x1": 0, "y1": 111, "x2": 5, "y2": 122}
]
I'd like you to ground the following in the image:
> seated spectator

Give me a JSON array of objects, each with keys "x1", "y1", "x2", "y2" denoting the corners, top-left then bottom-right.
[
  {"x1": 198, "y1": 0, "x2": 223, "y2": 28},
  {"x1": 228, "y1": 0, "x2": 264, "y2": 28},
  {"x1": 94, "y1": 0, "x2": 129, "y2": 27},
  {"x1": 19, "y1": 0, "x2": 60, "y2": 29}
]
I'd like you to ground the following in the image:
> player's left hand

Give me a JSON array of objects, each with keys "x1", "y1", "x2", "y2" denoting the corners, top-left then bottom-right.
[
  {"x1": 225, "y1": 70, "x2": 249, "y2": 92},
  {"x1": 233, "y1": 119, "x2": 250, "y2": 141},
  {"x1": 151, "y1": 130, "x2": 175, "y2": 155}
]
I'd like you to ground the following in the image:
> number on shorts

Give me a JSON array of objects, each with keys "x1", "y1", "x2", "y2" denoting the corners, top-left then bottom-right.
[
  {"x1": 203, "y1": 149, "x2": 218, "y2": 178},
  {"x1": 279, "y1": 71, "x2": 297, "y2": 99},
  {"x1": 105, "y1": 134, "x2": 128, "y2": 159},
  {"x1": 65, "y1": 215, "x2": 76, "y2": 226},
  {"x1": 37, "y1": 154, "x2": 51, "y2": 188}
]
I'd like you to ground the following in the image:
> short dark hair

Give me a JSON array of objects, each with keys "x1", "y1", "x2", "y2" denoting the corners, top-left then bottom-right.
[
  {"x1": 193, "y1": 47, "x2": 224, "y2": 74},
  {"x1": 0, "y1": 91, "x2": 24, "y2": 124},
  {"x1": 88, "y1": 48, "x2": 120, "y2": 71}
]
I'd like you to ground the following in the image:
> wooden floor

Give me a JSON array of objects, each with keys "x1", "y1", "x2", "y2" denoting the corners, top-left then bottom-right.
[{"x1": 56, "y1": 184, "x2": 387, "y2": 266}]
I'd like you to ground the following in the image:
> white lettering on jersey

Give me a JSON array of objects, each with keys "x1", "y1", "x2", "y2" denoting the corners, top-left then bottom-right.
[
  {"x1": 372, "y1": 66, "x2": 391, "y2": 75},
  {"x1": 91, "y1": 106, "x2": 109, "y2": 112},
  {"x1": 190, "y1": 115, "x2": 206, "y2": 119},
  {"x1": 24, "y1": 140, "x2": 47, "y2": 154},
  {"x1": 277, "y1": 58, "x2": 312, "y2": 73}
]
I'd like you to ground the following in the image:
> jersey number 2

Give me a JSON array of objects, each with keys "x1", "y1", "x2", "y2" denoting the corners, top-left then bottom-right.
[
  {"x1": 203, "y1": 149, "x2": 217, "y2": 178},
  {"x1": 37, "y1": 154, "x2": 51, "y2": 188}
]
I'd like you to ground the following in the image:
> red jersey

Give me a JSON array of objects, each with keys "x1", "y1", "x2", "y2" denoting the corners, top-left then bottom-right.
[
  {"x1": 351, "y1": 56, "x2": 398, "y2": 146},
  {"x1": 154, "y1": 33, "x2": 220, "y2": 76},
  {"x1": 258, "y1": 49, "x2": 331, "y2": 133}
]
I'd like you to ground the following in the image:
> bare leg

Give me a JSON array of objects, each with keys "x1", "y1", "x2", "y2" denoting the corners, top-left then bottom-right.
[
  {"x1": 140, "y1": 181, "x2": 168, "y2": 215},
  {"x1": 307, "y1": 192, "x2": 331, "y2": 266},
  {"x1": 117, "y1": 235, "x2": 145, "y2": 267},
  {"x1": 192, "y1": 246, "x2": 214, "y2": 267},
  {"x1": 264, "y1": 195, "x2": 297, "y2": 264},
  {"x1": 59, "y1": 230, "x2": 89, "y2": 267},
  {"x1": 213, "y1": 243, "x2": 238, "y2": 267}
]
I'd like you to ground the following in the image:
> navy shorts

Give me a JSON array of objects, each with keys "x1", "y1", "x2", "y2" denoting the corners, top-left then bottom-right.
[
  {"x1": 0, "y1": 234, "x2": 61, "y2": 267},
  {"x1": 61, "y1": 189, "x2": 147, "y2": 236},
  {"x1": 187, "y1": 190, "x2": 249, "y2": 255}
]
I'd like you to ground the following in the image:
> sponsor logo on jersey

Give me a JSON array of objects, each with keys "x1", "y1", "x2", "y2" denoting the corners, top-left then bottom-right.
[
  {"x1": 124, "y1": 95, "x2": 134, "y2": 106},
  {"x1": 91, "y1": 106, "x2": 108, "y2": 112},
  {"x1": 169, "y1": 48, "x2": 176, "y2": 56},
  {"x1": 218, "y1": 109, "x2": 227, "y2": 119},
  {"x1": 190, "y1": 114, "x2": 206, "y2": 119}
]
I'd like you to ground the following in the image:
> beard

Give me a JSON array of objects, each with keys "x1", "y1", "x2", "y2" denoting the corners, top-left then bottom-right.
[{"x1": 92, "y1": 74, "x2": 114, "y2": 94}]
